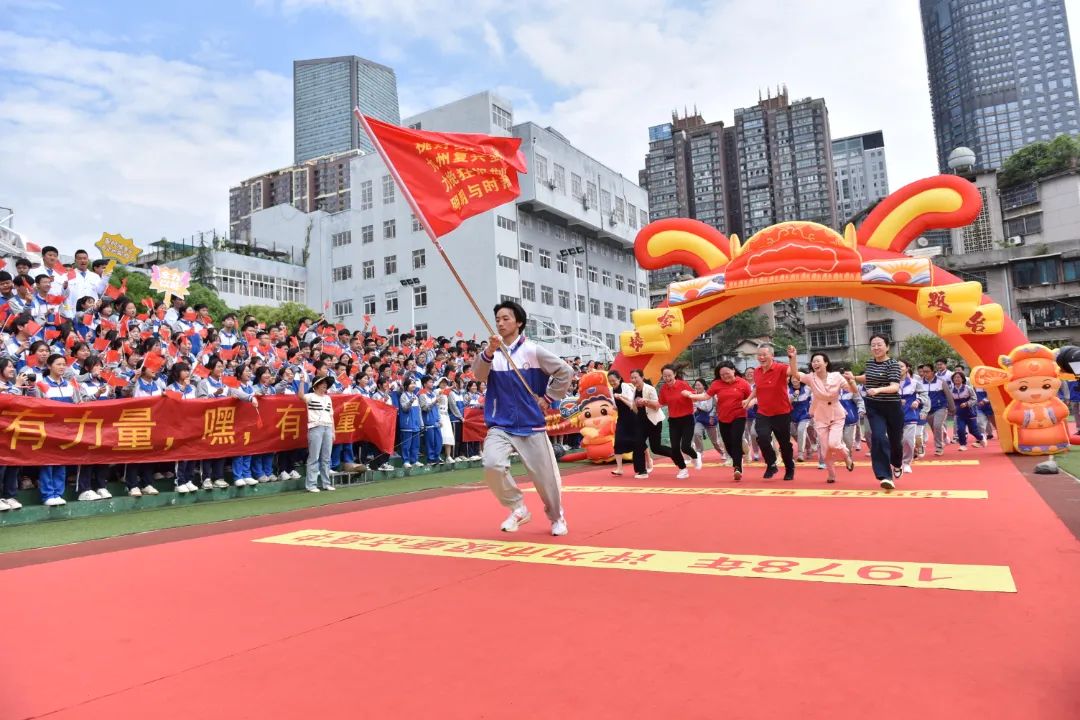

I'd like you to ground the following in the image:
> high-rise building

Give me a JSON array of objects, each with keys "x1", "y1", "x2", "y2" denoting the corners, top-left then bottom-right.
[
  {"x1": 734, "y1": 88, "x2": 838, "y2": 237},
  {"x1": 293, "y1": 56, "x2": 400, "y2": 163},
  {"x1": 832, "y1": 131, "x2": 890, "y2": 224},
  {"x1": 921, "y1": 0, "x2": 1080, "y2": 173},
  {"x1": 638, "y1": 112, "x2": 741, "y2": 302},
  {"x1": 245, "y1": 91, "x2": 648, "y2": 359}
]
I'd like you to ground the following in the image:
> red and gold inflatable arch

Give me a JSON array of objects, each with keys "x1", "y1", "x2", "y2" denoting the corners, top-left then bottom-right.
[{"x1": 612, "y1": 175, "x2": 1032, "y2": 452}]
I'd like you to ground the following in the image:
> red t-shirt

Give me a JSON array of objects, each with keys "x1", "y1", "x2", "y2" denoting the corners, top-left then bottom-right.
[
  {"x1": 658, "y1": 380, "x2": 694, "y2": 418},
  {"x1": 753, "y1": 362, "x2": 793, "y2": 416},
  {"x1": 708, "y1": 377, "x2": 752, "y2": 422}
]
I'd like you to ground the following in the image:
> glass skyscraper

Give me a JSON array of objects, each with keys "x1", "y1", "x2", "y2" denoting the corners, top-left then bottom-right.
[
  {"x1": 921, "y1": 0, "x2": 1080, "y2": 172},
  {"x1": 293, "y1": 56, "x2": 400, "y2": 163}
]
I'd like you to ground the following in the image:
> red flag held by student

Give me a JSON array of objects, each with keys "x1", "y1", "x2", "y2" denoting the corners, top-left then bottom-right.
[
  {"x1": 221, "y1": 376, "x2": 241, "y2": 389},
  {"x1": 355, "y1": 112, "x2": 527, "y2": 238}
]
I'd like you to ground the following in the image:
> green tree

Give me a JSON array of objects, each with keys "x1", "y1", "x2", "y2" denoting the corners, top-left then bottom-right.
[
  {"x1": 998, "y1": 133, "x2": 1080, "y2": 188},
  {"x1": 191, "y1": 239, "x2": 215, "y2": 289},
  {"x1": 236, "y1": 301, "x2": 321, "y2": 330},
  {"x1": 710, "y1": 310, "x2": 771, "y2": 354},
  {"x1": 771, "y1": 328, "x2": 806, "y2": 354},
  {"x1": 895, "y1": 333, "x2": 962, "y2": 370},
  {"x1": 106, "y1": 265, "x2": 232, "y2": 318}
]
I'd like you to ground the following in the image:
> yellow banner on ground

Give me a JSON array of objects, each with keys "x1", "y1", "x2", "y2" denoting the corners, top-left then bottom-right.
[
  {"x1": 540, "y1": 486, "x2": 988, "y2": 500},
  {"x1": 255, "y1": 530, "x2": 1016, "y2": 593}
]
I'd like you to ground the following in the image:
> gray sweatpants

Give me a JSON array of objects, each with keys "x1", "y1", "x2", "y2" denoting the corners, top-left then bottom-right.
[
  {"x1": 482, "y1": 428, "x2": 564, "y2": 522},
  {"x1": 927, "y1": 408, "x2": 948, "y2": 452}
]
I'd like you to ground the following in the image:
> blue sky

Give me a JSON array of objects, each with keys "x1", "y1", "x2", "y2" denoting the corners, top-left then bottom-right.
[{"x1": 3, "y1": 0, "x2": 1080, "y2": 256}]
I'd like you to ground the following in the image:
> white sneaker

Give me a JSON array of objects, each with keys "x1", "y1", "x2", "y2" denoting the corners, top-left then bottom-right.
[
  {"x1": 202, "y1": 479, "x2": 214, "y2": 490},
  {"x1": 257, "y1": 476, "x2": 269, "y2": 484},
  {"x1": 96, "y1": 488, "x2": 112, "y2": 499},
  {"x1": 322, "y1": 484, "x2": 336, "y2": 491},
  {"x1": 175, "y1": 484, "x2": 191, "y2": 494},
  {"x1": 55, "y1": 497, "x2": 67, "y2": 506},
  {"x1": 902, "y1": 463, "x2": 913, "y2": 474},
  {"x1": 470, "y1": 455, "x2": 481, "y2": 461},
  {"x1": 5, "y1": 498, "x2": 22, "y2": 510},
  {"x1": 128, "y1": 487, "x2": 142, "y2": 497},
  {"x1": 676, "y1": 468, "x2": 690, "y2": 480},
  {"x1": 78, "y1": 490, "x2": 101, "y2": 502},
  {"x1": 245, "y1": 477, "x2": 259, "y2": 486},
  {"x1": 291, "y1": 470, "x2": 302, "y2": 479},
  {"x1": 500, "y1": 505, "x2": 532, "y2": 532},
  {"x1": 634, "y1": 473, "x2": 649, "y2": 479},
  {"x1": 267, "y1": 474, "x2": 279, "y2": 482},
  {"x1": 44, "y1": 497, "x2": 60, "y2": 507},
  {"x1": 817, "y1": 462, "x2": 827, "y2": 470},
  {"x1": 233, "y1": 478, "x2": 247, "y2": 487},
  {"x1": 380, "y1": 464, "x2": 395, "y2": 471},
  {"x1": 0, "y1": 499, "x2": 9, "y2": 511},
  {"x1": 141, "y1": 485, "x2": 159, "y2": 495},
  {"x1": 403, "y1": 462, "x2": 412, "y2": 469},
  {"x1": 880, "y1": 478, "x2": 896, "y2": 491},
  {"x1": 694, "y1": 455, "x2": 703, "y2": 470},
  {"x1": 307, "y1": 487, "x2": 321, "y2": 493},
  {"x1": 957, "y1": 445, "x2": 967, "y2": 452},
  {"x1": 551, "y1": 516, "x2": 568, "y2": 536},
  {"x1": 214, "y1": 479, "x2": 228, "y2": 488}
]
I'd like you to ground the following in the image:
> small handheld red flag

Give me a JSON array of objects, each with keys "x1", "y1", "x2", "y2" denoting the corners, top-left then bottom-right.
[{"x1": 222, "y1": 375, "x2": 241, "y2": 389}]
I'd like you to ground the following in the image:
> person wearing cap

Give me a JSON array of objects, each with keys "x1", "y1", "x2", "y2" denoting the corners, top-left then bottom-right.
[
  {"x1": 474, "y1": 300, "x2": 572, "y2": 536},
  {"x1": 300, "y1": 371, "x2": 337, "y2": 492}
]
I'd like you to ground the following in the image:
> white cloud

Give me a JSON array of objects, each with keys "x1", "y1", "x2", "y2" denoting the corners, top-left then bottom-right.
[
  {"x1": 482, "y1": 20, "x2": 505, "y2": 60},
  {"x1": 0, "y1": 31, "x2": 292, "y2": 256}
]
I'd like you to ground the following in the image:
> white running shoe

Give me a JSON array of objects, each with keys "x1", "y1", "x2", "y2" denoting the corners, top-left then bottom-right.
[
  {"x1": 957, "y1": 445, "x2": 967, "y2": 452},
  {"x1": 55, "y1": 497, "x2": 67, "y2": 506},
  {"x1": 500, "y1": 505, "x2": 532, "y2": 532},
  {"x1": 5, "y1": 498, "x2": 22, "y2": 510},
  {"x1": 256, "y1": 476, "x2": 269, "y2": 484},
  {"x1": 233, "y1": 478, "x2": 247, "y2": 487},
  {"x1": 141, "y1": 485, "x2": 159, "y2": 495},
  {"x1": 202, "y1": 479, "x2": 214, "y2": 490},
  {"x1": 379, "y1": 463, "x2": 395, "y2": 471},
  {"x1": 551, "y1": 516, "x2": 568, "y2": 536},
  {"x1": 403, "y1": 462, "x2": 412, "y2": 469},
  {"x1": 0, "y1": 499, "x2": 9, "y2": 511},
  {"x1": 902, "y1": 463, "x2": 913, "y2": 474},
  {"x1": 676, "y1": 468, "x2": 690, "y2": 480},
  {"x1": 322, "y1": 484, "x2": 336, "y2": 491},
  {"x1": 634, "y1": 473, "x2": 650, "y2": 479},
  {"x1": 96, "y1": 488, "x2": 112, "y2": 499},
  {"x1": 307, "y1": 487, "x2": 321, "y2": 493},
  {"x1": 214, "y1": 479, "x2": 229, "y2": 488},
  {"x1": 694, "y1": 455, "x2": 703, "y2": 470},
  {"x1": 244, "y1": 477, "x2": 259, "y2": 486},
  {"x1": 184, "y1": 482, "x2": 198, "y2": 492},
  {"x1": 44, "y1": 497, "x2": 61, "y2": 506},
  {"x1": 175, "y1": 484, "x2": 191, "y2": 494},
  {"x1": 880, "y1": 478, "x2": 896, "y2": 491},
  {"x1": 128, "y1": 487, "x2": 142, "y2": 497},
  {"x1": 78, "y1": 490, "x2": 101, "y2": 502},
  {"x1": 817, "y1": 462, "x2": 827, "y2": 470}
]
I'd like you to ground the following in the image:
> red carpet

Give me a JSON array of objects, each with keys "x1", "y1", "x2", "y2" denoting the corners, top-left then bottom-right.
[{"x1": 3, "y1": 442, "x2": 1079, "y2": 719}]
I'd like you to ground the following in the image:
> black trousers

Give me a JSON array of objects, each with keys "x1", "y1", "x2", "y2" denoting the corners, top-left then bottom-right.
[
  {"x1": 667, "y1": 415, "x2": 697, "y2": 468},
  {"x1": 717, "y1": 417, "x2": 747, "y2": 472},
  {"x1": 755, "y1": 412, "x2": 795, "y2": 471},
  {"x1": 866, "y1": 399, "x2": 904, "y2": 479}
]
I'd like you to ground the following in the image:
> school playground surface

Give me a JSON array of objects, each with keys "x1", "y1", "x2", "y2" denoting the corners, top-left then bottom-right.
[{"x1": 2, "y1": 444, "x2": 1079, "y2": 720}]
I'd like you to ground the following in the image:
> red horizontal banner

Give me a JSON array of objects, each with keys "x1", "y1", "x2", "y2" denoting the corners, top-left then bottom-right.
[{"x1": 0, "y1": 394, "x2": 396, "y2": 465}]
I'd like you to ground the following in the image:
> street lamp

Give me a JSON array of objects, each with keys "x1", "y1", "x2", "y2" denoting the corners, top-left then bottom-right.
[
  {"x1": 558, "y1": 246, "x2": 586, "y2": 347},
  {"x1": 399, "y1": 277, "x2": 421, "y2": 333}
]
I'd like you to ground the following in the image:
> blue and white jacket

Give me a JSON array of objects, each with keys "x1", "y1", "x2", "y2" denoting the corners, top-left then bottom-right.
[
  {"x1": 900, "y1": 376, "x2": 930, "y2": 425},
  {"x1": 789, "y1": 384, "x2": 811, "y2": 424},
  {"x1": 924, "y1": 376, "x2": 952, "y2": 414},
  {"x1": 473, "y1": 335, "x2": 571, "y2": 436}
]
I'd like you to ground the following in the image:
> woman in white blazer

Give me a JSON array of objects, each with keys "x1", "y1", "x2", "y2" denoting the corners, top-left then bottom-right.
[{"x1": 629, "y1": 368, "x2": 673, "y2": 478}]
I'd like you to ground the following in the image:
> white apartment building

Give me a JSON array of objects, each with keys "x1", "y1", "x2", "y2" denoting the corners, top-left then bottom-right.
[{"x1": 247, "y1": 91, "x2": 649, "y2": 359}]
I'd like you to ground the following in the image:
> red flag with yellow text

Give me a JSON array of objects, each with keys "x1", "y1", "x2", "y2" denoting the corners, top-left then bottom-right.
[{"x1": 355, "y1": 112, "x2": 527, "y2": 238}]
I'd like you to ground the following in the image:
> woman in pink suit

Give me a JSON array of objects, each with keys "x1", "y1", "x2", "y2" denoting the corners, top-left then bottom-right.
[{"x1": 786, "y1": 346, "x2": 858, "y2": 483}]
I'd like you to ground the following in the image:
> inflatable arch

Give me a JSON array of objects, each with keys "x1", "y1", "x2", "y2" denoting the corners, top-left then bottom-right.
[{"x1": 611, "y1": 175, "x2": 1036, "y2": 452}]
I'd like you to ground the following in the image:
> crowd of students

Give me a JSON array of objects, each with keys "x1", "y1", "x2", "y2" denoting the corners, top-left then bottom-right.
[{"x1": 2, "y1": 247, "x2": 1078, "y2": 509}]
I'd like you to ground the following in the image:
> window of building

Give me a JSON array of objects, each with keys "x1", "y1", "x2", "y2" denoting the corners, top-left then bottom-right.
[
  {"x1": 360, "y1": 180, "x2": 373, "y2": 210},
  {"x1": 606, "y1": 333, "x2": 617, "y2": 351},
  {"x1": 331, "y1": 230, "x2": 352, "y2": 247},
  {"x1": 540, "y1": 285, "x2": 554, "y2": 305},
  {"x1": 412, "y1": 249, "x2": 426, "y2": 269},
  {"x1": 521, "y1": 280, "x2": 536, "y2": 302},
  {"x1": 590, "y1": 298, "x2": 601, "y2": 316},
  {"x1": 603, "y1": 301, "x2": 613, "y2": 319},
  {"x1": 492, "y1": 104, "x2": 513, "y2": 131},
  {"x1": 614, "y1": 197, "x2": 625, "y2": 222},
  {"x1": 332, "y1": 265, "x2": 353, "y2": 282},
  {"x1": 383, "y1": 219, "x2": 396, "y2": 239},
  {"x1": 1004, "y1": 213, "x2": 1043, "y2": 237},
  {"x1": 414, "y1": 323, "x2": 428, "y2": 341},
  {"x1": 384, "y1": 255, "x2": 397, "y2": 275},
  {"x1": 556, "y1": 256, "x2": 567, "y2": 274},
  {"x1": 363, "y1": 295, "x2": 376, "y2": 315},
  {"x1": 866, "y1": 321, "x2": 893, "y2": 342},
  {"x1": 615, "y1": 274, "x2": 625, "y2": 291},
  {"x1": 808, "y1": 325, "x2": 849, "y2": 348},
  {"x1": 558, "y1": 289, "x2": 571, "y2": 309},
  {"x1": 600, "y1": 189, "x2": 612, "y2": 215},
  {"x1": 385, "y1": 291, "x2": 398, "y2": 312},
  {"x1": 1063, "y1": 258, "x2": 1080, "y2": 282},
  {"x1": 560, "y1": 324, "x2": 572, "y2": 338},
  {"x1": 627, "y1": 279, "x2": 637, "y2": 295},
  {"x1": 553, "y1": 164, "x2": 566, "y2": 193},
  {"x1": 382, "y1": 174, "x2": 395, "y2": 204},
  {"x1": 640, "y1": 209, "x2": 648, "y2": 227},
  {"x1": 807, "y1": 296, "x2": 845, "y2": 311},
  {"x1": 412, "y1": 214, "x2": 423, "y2": 232},
  {"x1": 497, "y1": 215, "x2": 517, "y2": 232},
  {"x1": 361, "y1": 225, "x2": 374, "y2": 244},
  {"x1": 536, "y1": 155, "x2": 549, "y2": 184},
  {"x1": 617, "y1": 305, "x2": 627, "y2": 322},
  {"x1": 627, "y1": 203, "x2": 638, "y2": 228},
  {"x1": 575, "y1": 262, "x2": 585, "y2": 279},
  {"x1": 500, "y1": 294, "x2": 520, "y2": 304},
  {"x1": 639, "y1": 285, "x2": 647, "y2": 298},
  {"x1": 414, "y1": 285, "x2": 427, "y2": 308},
  {"x1": 333, "y1": 299, "x2": 352, "y2": 317},
  {"x1": 587, "y1": 181, "x2": 598, "y2": 208},
  {"x1": 362, "y1": 260, "x2": 375, "y2": 279},
  {"x1": 539, "y1": 248, "x2": 551, "y2": 269},
  {"x1": 520, "y1": 242, "x2": 534, "y2": 263},
  {"x1": 601, "y1": 269, "x2": 612, "y2": 287},
  {"x1": 1013, "y1": 257, "x2": 1059, "y2": 286},
  {"x1": 571, "y1": 173, "x2": 583, "y2": 199},
  {"x1": 497, "y1": 254, "x2": 519, "y2": 270},
  {"x1": 577, "y1": 294, "x2": 586, "y2": 313},
  {"x1": 588, "y1": 266, "x2": 598, "y2": 283}
]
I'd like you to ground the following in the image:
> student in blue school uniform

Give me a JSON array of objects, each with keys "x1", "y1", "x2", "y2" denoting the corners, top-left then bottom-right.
[{"x1": 397, "y1": 377, "x2": 422, "y2": 467}]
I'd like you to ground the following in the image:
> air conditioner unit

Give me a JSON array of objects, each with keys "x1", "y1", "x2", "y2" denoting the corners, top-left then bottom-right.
[
  {"x1": 546, "y1": 180, "x2": 557, "y2": 190},
  {"x1": 609, "y1": 213, "x2": 618, "y2": 224},
  {"x1": 582, "y1": 197, "x2": 591, "y2": 210},
  {"x1": 1007, "y1": 235, "x2": 1024, "y2": 246}
]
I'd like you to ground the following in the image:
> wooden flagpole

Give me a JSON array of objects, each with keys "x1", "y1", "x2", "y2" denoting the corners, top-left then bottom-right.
[{"x1": 352, "y1": 108, "x2": 547, "y2": 408}]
